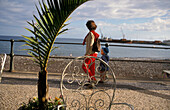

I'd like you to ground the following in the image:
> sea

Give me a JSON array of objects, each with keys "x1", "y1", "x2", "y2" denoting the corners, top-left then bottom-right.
[{"x1": 0, "y1": 35, "x2": 170, "y2": 59}]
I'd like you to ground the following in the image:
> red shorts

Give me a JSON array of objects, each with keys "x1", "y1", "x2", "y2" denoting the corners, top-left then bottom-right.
[{"x1": 82, "y1": 53, "x2": 98, "y2": 81}]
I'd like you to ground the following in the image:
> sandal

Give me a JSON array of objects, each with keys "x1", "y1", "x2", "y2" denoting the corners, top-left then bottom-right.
[{"x1": 98, "y1": 80, "x2": 104, "y2": 83}]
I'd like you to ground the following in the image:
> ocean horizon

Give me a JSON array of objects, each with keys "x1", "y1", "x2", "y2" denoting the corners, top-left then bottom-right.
[{"x1": 0, "y1": 35, "x2": 170, "y2": 59}]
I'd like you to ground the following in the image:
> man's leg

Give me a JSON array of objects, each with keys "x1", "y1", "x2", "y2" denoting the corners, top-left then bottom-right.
[{"x1": 89, "y1": 53, "x2": 98, "y2": 81}]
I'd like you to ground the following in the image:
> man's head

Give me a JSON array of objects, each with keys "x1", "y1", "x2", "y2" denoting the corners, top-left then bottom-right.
[{"x1": 86, "y1": 20, "x2": 97, "y2": 31}]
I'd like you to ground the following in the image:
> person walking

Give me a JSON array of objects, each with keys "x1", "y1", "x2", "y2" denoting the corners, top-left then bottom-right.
[
  {"x1": 99, "y1": 43, "x2": 110, "y2": 83},
  {"x1": 82, "y1": 20, "x2": 100, "y2": 85}
]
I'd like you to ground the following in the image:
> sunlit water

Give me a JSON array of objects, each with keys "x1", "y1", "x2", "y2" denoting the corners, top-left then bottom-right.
[{"x1": 0, "y1": 35, "x2": 170, "y2": 59}]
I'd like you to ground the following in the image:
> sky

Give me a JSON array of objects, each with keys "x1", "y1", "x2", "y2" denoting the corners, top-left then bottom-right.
[{"x1": 0, "y1": 0, "x2": 170, "y2": 41}]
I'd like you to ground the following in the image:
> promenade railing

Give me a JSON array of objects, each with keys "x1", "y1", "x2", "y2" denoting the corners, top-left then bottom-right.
[{"x1": 0, "y1": 39, "x2": 170, "y2": 72}]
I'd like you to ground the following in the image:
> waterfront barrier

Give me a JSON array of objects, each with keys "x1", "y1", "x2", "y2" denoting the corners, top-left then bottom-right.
[{"x1": 0, "y1": 39, "x2": 170, "y2": 73}]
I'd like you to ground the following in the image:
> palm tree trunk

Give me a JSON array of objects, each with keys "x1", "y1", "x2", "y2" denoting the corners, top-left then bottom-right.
[{"x1": 38, "y1": 70, "x2": 49, "y2": 110}]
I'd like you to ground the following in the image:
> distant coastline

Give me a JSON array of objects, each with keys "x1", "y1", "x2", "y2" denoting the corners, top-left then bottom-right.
[{"x1": 100, "y1": 38, "x2": 170, "y2": 46}]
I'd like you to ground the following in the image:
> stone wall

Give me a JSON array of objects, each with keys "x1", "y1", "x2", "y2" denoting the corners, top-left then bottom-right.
[{"x1": 1, "y1": 55, "x2": 170, "y2": 79}]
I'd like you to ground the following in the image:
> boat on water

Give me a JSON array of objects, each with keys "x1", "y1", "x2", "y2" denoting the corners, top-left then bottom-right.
[
  {"x1": 163, "y1": 40, "x2": 170, "y2": 45},
  {"x1": 99, "y1": 28, "x2": 168, "y2": 45}
]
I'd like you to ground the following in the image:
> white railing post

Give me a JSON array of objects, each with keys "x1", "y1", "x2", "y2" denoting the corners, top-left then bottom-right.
[{"x1": 0, "y1": 54, "x2": 7, "y2": 82}]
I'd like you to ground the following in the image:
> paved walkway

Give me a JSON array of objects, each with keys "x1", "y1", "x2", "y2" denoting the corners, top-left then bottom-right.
[{"x1": 0, "y1": 71, "x2": 170, "y2": 110}]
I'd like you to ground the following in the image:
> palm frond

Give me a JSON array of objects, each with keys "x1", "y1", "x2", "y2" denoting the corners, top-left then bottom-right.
[{"x1": 23, "y1": 0, "x2": 90, "y2": 70}]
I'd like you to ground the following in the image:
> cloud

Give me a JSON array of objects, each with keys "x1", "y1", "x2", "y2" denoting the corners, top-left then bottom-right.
[
  {"x1": 0, "y1": 0, "x2": 39, "y2": 35},
  {"x1": 124, "y1": 17, "x2": 170, "y2": 32},
  {"x1": 71, "y1": 0, "x2": 170, "y2": 20},
  {"x1": 97, "y1": 17, "x2": 170, "y2": 32},
  {"x1": 0, "y1": 0, "x2": 38, "y2": 26},
  {"x1": 0, "y1": 0, "x2": 170, "y2": 40}
]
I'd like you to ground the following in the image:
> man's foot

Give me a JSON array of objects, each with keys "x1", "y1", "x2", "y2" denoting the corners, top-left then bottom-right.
[
  {"x1": 98, "y1": 80, "x2": 104, "y2": 83},
  {"x1": 91, "y1": 80, "x2": 97, "y2": 85},
  {"x1": 88, "y1": 82, "x2": 96, "y2": 89}
]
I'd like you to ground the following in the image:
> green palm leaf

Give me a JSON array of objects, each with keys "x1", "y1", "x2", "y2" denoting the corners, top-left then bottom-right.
[{"x1": 22, "y1": 0, "x2": 89, "y2": 71}]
